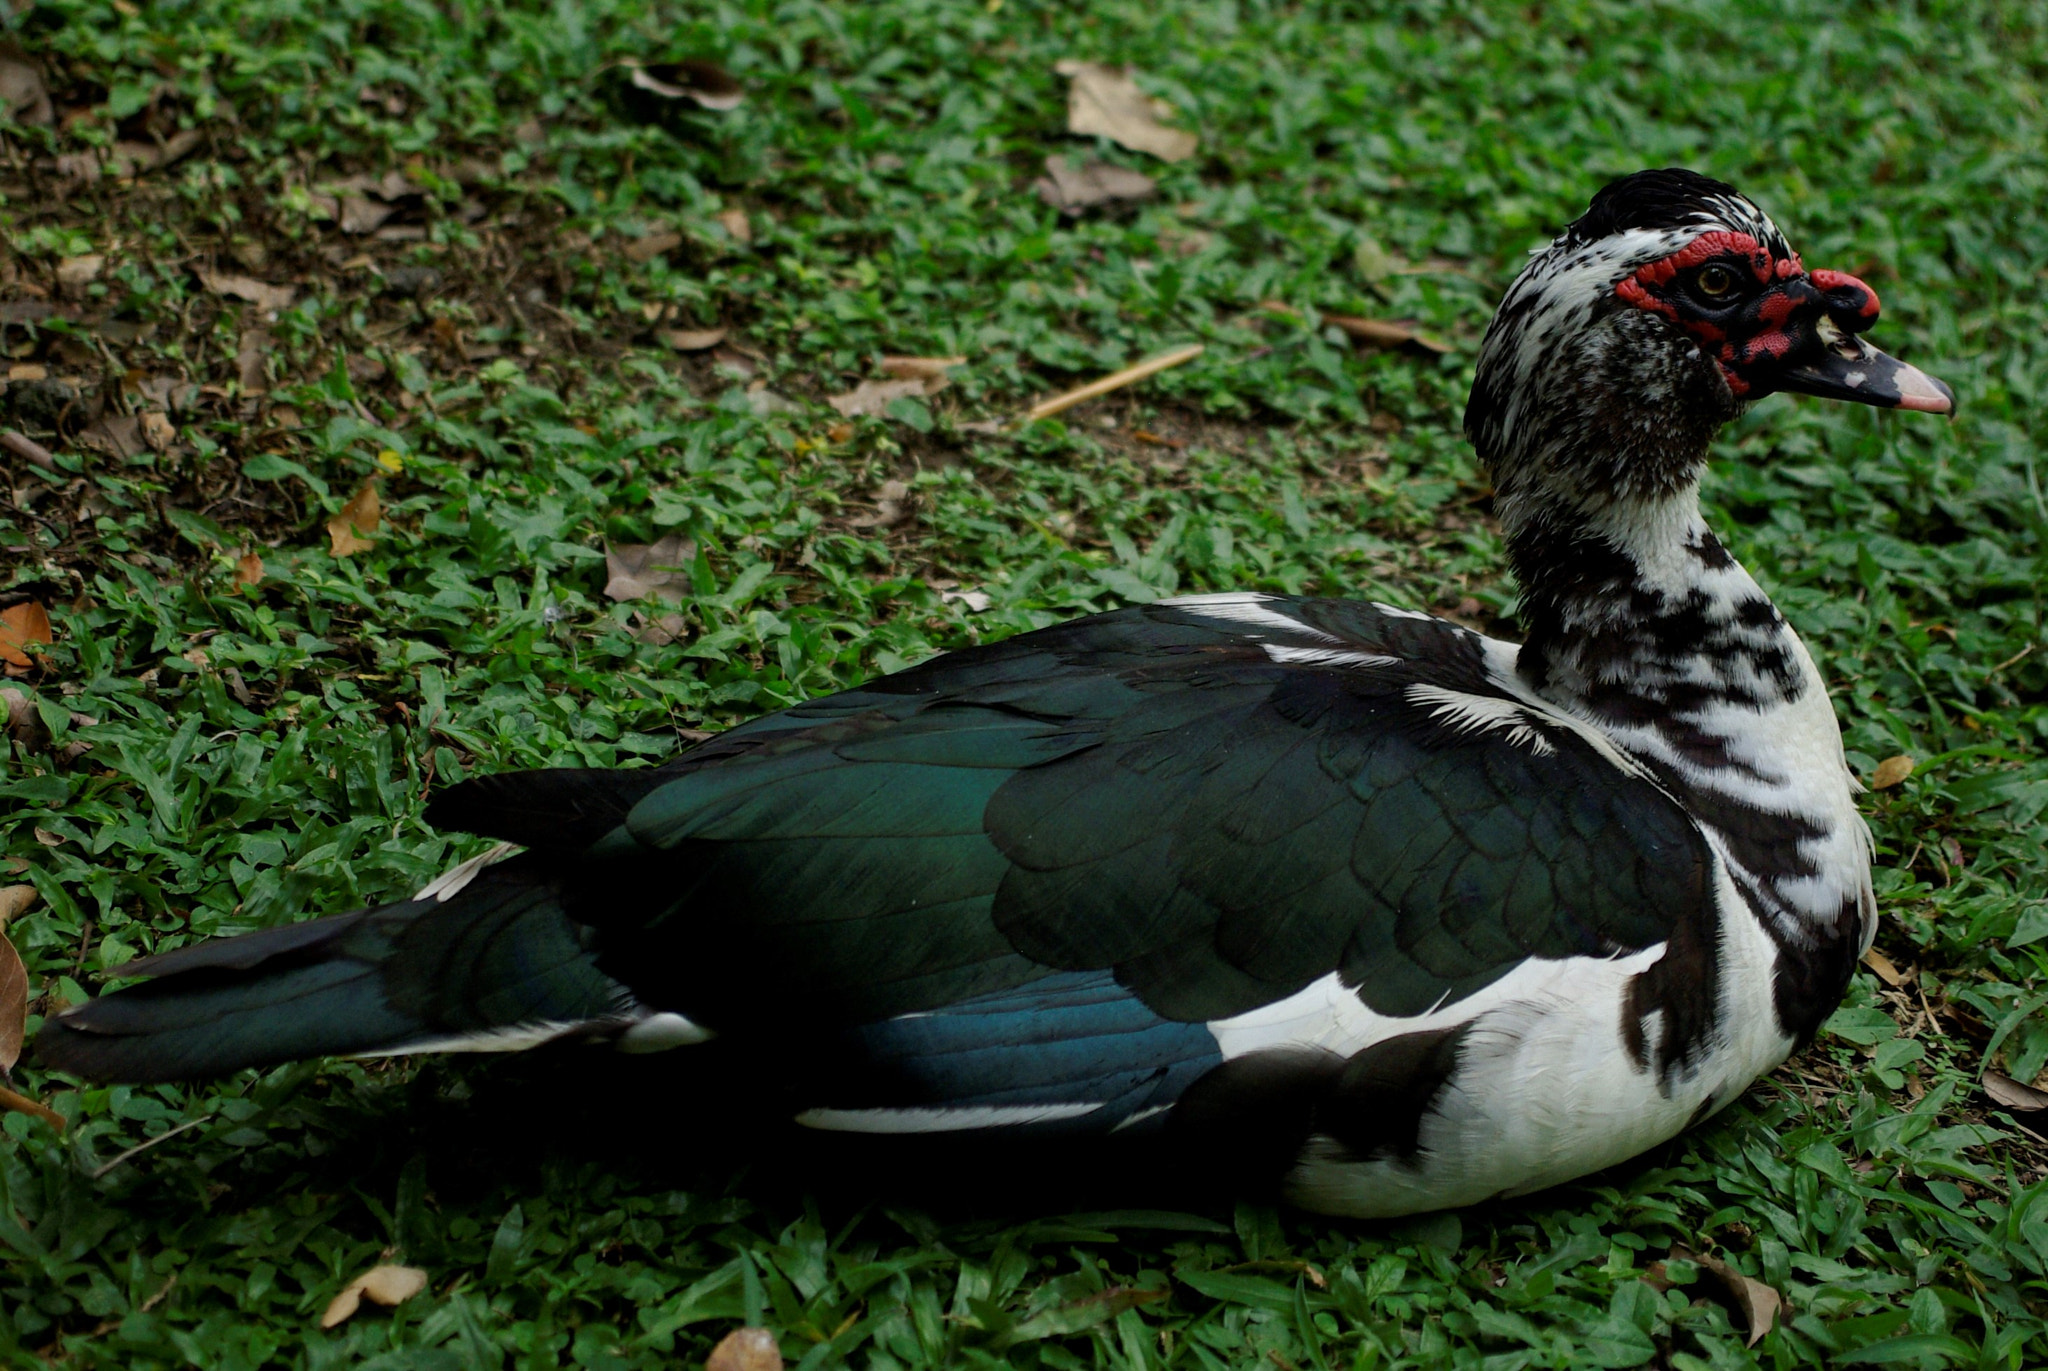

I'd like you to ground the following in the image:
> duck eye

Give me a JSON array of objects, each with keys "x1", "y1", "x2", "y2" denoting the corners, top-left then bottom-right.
[{"x1": 1695, "y1": 264, "x2": 1739, "y2": 299}]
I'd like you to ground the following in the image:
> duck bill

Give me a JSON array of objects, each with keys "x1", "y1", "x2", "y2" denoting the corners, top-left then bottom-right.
[{"x1": 1772, "y1": 335, "x2": 1955, "y2": 415}]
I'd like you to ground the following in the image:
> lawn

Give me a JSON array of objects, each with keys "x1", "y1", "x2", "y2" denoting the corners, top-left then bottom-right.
[{"x1": 2, "y1": 0, "x2": 2047, "y2": 1366}]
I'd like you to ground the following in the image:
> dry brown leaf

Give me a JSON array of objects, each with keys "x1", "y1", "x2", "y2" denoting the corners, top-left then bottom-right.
[
  {"x1": 626, "y1": 59, "x2": 746, "y2": 111},
  {"x1": 715, "y1": 208, "x2": 753, "y2": 245},
  {"x1": 1872, "y1": 755, "x2": 1915, "y2": 789},
  {"x1": 139, "y1": 411, "x2": 176, "y2": 452},
  {"x1": 1260, "y1": 302, "x2": 1449, "y2": 354},
  {"x1": 320, "y1": 1265, "x2": 430, "y2": 1328},
  {"x1": 1322, "y1": 312, "x2": 1453, "y2": 354},
  {"x1": 1055, "y1": 60, "x2": 1198, "y2": 162},
  {"x1": 235, "y1": 549, "x2": 265, "y2": 587},
  {"x1": 55, "y1": 255, "x2": 104, "y2": 291},
  {"x1": 1985, "y1": 1070, "x2": 2048, "y2": 1117},
  {"x1": 0, "y1": 687, "x2": 39, "y2": 747},
  {"x1": 0, "y1": 885, "x2": 36, "y2": 925},
  {"x1": 625, "y1": 230, "x2": 683, "y2": 263},
  {"x1": 1673, "y1": 1247, "x2": 1781, "y2": 1348},
  {"x1": 79, "y1": 414, "x2": 146, "y2": 460},
  {"x1": 104, "y1": 130, "x2": 203, "y2": 178},
  {"x1": 339, "y1": 194, "x2": 397, "y2": 235},
  {"x1": 850, "y1": 479, "x2": 911, "y2": 529},
  {"x1": 0, "y1": 917, "x2": 24, "y2": 1075},
  {"x1": 0, "y1": 602, "x2": 52, "y2": 675},
  {"x1": 1033, "y1": 155, "x2": 1157, "y2": 214},
  {"x1": 879, "y1": 356, "x2": 967, "y2": 382},
  {"x1": 604, "y1": 534, "x2": 696, "y2": 603},
  {"x1": 658, "y1": 327, "x2": 728, "y2": 352},
  {"x1": 634, "y1": 611, "x2": 691, "y2": 646},
  {"x1": 197, "y1": 268, "x2": 296, "y2": 313},
  {"x1": 1861, "y1": 947, "x2": 1908, "y2": 988},
  {"x1": 237, "y1": 328, "x2": 272, "y2": 393},
  {"x1": 829, "y1": 377, "x2": 945, "y2": 419},
  {"x1": 327, "y1": 480, "x2": 381, "y2": 557},
  {"x1": 705, "y1": 1327, "x2": 783, "y2": 1371},
  {"x1": 0, "y1": 43, "x2": 51, "y2": 127}
]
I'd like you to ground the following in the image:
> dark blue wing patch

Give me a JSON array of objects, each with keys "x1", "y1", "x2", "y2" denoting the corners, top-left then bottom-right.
[{"x1": 807, "y1": 971, "x2": 1221, "y2": 1131}]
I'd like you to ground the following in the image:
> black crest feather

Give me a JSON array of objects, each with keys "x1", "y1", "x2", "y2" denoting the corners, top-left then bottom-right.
[{"x1": 1563, "y1": 168, "x2": 1745, "y2": 247}]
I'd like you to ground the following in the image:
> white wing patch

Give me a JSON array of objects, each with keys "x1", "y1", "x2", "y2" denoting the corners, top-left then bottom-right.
[
  {"x1": 354, "y1": 1019, "x2": 596, "y2": 1057},
  {"x1": 1262, "y1": 644, "x2": 1400, "y2": 670},
  {"x1": 795, "y1": 1103, "x2": 1104, "y2": 1133},
  {"x1": 413, "y1": 842, "x2": 521, "y2": 903},
  {"x1": 617, "y1": 1011, "x2": 716, "y2": 1052},
  {"x1": 1161, "y1": 591, "x2": 1340, "y2": 642},
  {"x1": 1406, "y1": 684, "x2": 1557, "y2": 756}
]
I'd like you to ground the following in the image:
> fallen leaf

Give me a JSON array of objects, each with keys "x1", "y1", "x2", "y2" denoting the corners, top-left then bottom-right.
[
  {"x1": 745, "y1": 387, "x2": 801, "y2": 417},
  {"x1": 1259, "y1": 302, "x2": 1449, "y2": 354},
  {"x1": 321, "y1": 1265, "x2": 430, "y2": 1328},
  {"x1": 0, "y1": 885, "x2": 32, "y2": 924},
  {"x1": 705, "y1": 1327, "x2": 782, "y2": 1371},
  {"x1": 1322, "y1": 312, "x2": 1453, "y2": 354},
  {"x1": 0, "y1": 687, "x2": 41, "y2": 747},
  {"x1": 0, "y1": 602, "x2": 52, "y2": 675},
  {"x1": 1861, "y1": 947, "x2": 1909, "y2": 988},
  {"x1": 1055, "y1": 60, "x2": 1198, "y2": 162},
  {"x1": 1673, "y1": 1246, "x2": 1781, "y2": 1348},
  {"x1": 0, "y1": 43, "x2": 51, "y2": 127},
  {"x1": 32, "y1": 827, "x2": 60, "y2": 848},
  {"x1": 1872, "y1": 755, "x2": 1915, "y2": 789},
  {"x1": 625, "y1": 58, "x2": 745, "y2": 111},
  {"x1": 1033, "y1": 155, "x2": 1156, "y2": 214},
  {"x1": 879, "y1": 356, "x2": 967, "y2": 382},
  {"x1": 824, "y1": 422, "x2": 855, "y2": 444},
  {"x1": 339, "y1": 194, "x2": 397, "y2": 235},
  {"x1": 237, "y1": 328, "x2": 272, "y2": 392},
  {"x1": 235, "y1": 549, "x2": 264, "y2": 587},
  {"x1": 55, "y1": 255, "x2": 104, "y2": 291},
  {"x1": 604, "y1": 534, "x2": 696, "y2": 603},
  {"x1": 941, "y1": 588, "x2": 992, "y2": 612},
  {"x1": 715, "y1": 208, "x2": 752, "y2": 245},
  {"x1": 139, "y1": 411, "x2": 176, "y2": 452},
  {"x1": 829, "y1": 376, "x2": 945, "y2": 419},
  {"x1": 625, "y1": 230, "x2": 683, "y2": 263},
  {"x1": 79, "y1": 414, "x2": 146, "y2": 460},
  {"x1": 851, "y1": 479, "x2": 911, "y2": 528},
  {"x1": 103, "y1": 129, "x2": 203, "y2": 178},
  {"x1": 634, "y1": 611, "x2": 691, "y2": 646},
  {"x1": 658, "y1": 327, "x2": 728, "y2": 352},
  {"x1": 0, "y1": 897, "x2": 26, "y2": 1073},
  {"x1": 196, "y1": 268, "x2": 296, "y2": 313},
  {"x1": 327, "y1": 479, "x2": 381, "y2": 557},
  {"x1": 1984, "y1": 1070, "x2": 2048, "y2": 1114}
]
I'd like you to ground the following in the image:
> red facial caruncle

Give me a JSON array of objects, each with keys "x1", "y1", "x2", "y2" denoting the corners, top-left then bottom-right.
[{"x1": 1613, "y1": 231, "x2": 1885, "y2": 399}]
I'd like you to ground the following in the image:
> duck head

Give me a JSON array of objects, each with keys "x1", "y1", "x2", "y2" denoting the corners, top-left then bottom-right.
[{"x1": 1465, "y1": 168, "x2": 1953, "y2": 525}]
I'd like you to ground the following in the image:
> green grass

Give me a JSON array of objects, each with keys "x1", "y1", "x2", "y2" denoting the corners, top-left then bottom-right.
[{"x1": 2, "y1": 0, "x2": 2046, "y2": 1365}]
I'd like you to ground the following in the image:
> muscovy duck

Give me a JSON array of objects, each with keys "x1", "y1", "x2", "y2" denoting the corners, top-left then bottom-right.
[{"x1": 39, "y1": 169, "x2": 1953, "y2": 1217}]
